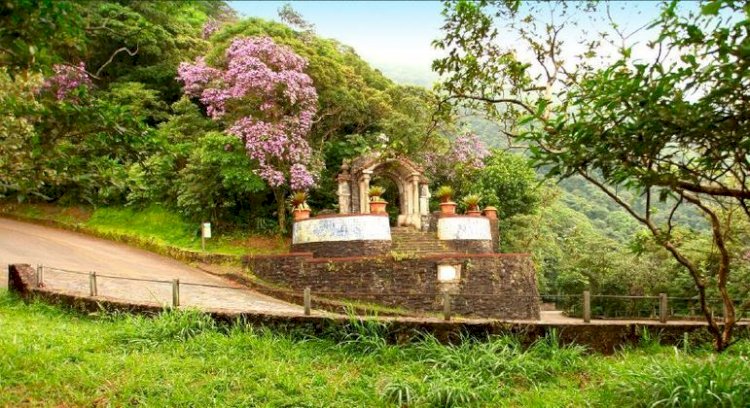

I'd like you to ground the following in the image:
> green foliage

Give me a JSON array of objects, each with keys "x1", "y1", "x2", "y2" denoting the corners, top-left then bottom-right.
[
  {"x1": 175, "y1": 132, "x2": 265, "y2": 223},
  {"x1": 612, "y1": 356, "x2": 750, "y2": 407},
  {"x1": 461, "y1": 193, "x2": 481, "y2": 208},
  {"x1": 435, "y1": 185, "x2": 455, "y2": 202},
  {"x1": 475, "y1": 149, "x2": 540, "y2": 219},
  {"x1": 368, "y1": 185, "x2": 386, "y2": 199},
  {"x1": 117, "y1": 309, "x2": 218, "y2": 346}
]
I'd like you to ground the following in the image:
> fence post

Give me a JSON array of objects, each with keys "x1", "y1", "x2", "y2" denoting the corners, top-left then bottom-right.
[
  {"x1": 443, "y1": 293, "x2": 452, "y2": 321},
  {"x1": 583, "y1": 290, "x2": 591, "y2": 323},
  {"x1": 303, "y1": 287, "x2": 311, "y2": 316},
  {"x1": 172, "y1": 279, "x2": 180, "y2": 307},
  {"x1": 36, "y1": 264, "x2": 44, "y2": 287},
  {"x1": 89, "y1": 272, "x2": 97, "y2": 297},
  {"x1": 659, "y1": 293, "x2": 668, "y2": 323}
]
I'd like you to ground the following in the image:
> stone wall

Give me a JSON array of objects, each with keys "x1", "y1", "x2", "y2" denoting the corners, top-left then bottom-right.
[
  {"x1": 291, "y1": 241, "x2": 392, "y2": 258},
  {"x1": 442, "y1": 240, "x2": 493, "y2": 254},
  {"x1": 244, "y1": 252, "x2": 540, "y2": 319}
]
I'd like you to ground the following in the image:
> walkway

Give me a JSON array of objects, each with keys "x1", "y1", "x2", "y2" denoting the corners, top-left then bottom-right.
[{"x1": 0, "y1": 217, "x2": 304, "y2": 314}]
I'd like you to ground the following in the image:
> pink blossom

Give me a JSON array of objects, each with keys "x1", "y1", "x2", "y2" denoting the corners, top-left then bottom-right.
[
  {"x1": 177, "y1": 36, "x2": 319, "y2": 191},
  {"x1": 202, "y1": 20, "x2": 220, "y2": 39},
  {"x1": 451, "y1": 132, "x2": 488, "y2": 169},
  {"x1": 42, "y1": 62, "x2": 92, "y2": 101}
]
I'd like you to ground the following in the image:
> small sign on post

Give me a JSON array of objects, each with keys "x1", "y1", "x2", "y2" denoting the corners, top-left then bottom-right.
[{"x1": 201, "y1": 222, "x2": 211, "y2": 252}]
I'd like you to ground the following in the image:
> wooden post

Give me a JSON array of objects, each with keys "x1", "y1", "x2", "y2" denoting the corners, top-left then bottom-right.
[
  {"x1": 443, "y1": 292, "x2": 451, "y2": 321},
  {"x1": 36, "y1": 264, "x2": 43, "y2": 287},
  {"x1": 659, "y1": 293, "x2": 668, "y2": 323},
  {"x1": 303, "y1": 287, "x2": 311, "y2": 316},
  {"x1": 172, "y1": 279, "x2": 180, "y2": 307},
  {"x1": 89, "y1": 272, "x2": 97, "y2": 297},
  {"x1": 583, "y1": 291, "x2": 591, "y2": 323}
]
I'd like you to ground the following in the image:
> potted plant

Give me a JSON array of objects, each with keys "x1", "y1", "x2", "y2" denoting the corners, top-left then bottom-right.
[
  {"x1": 482, "y1": 206, "x2": 498, "y2": 220},
  {"x1": 462, "y1": 194, "x2": 482, "y2": 216},
  {"x1": 290, "y1": 191, "x2": 311, "y2": 221},
  {"x1": 436, "y1": 185, "x2": 457, "y2": 215},
  {"x1": 368, "y1": 185, "x2": 387, "y2": 214}
]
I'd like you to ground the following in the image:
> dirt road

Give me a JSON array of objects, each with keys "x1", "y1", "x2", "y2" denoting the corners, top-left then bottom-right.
[{"x1": 0, "y1": 217, "x2": 303, "y2": 314}]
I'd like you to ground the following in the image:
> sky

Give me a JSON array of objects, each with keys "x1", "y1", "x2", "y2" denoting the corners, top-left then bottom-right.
[
  {"x1": 228, "y1": 1, "x2": 691, "y2": 86},
  {"x1": 229, "y1": 1, "x2": 445, "y2": 83}
]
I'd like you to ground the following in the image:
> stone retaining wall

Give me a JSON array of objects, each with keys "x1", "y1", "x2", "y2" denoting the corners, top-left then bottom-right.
[{"x1": 244, "y1": 252, "x2": 540, "y2": 319}]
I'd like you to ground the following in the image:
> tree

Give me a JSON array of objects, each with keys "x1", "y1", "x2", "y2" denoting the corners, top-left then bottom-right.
[
  {"x1": 178, "y1": 36, "x2": 319, "y2": 231},
  {"x1": 475, "y1": 149, "x2": 540, "y2": 219},
  {"x1": 435, "y1": 0, "x2": 749, "y2": 351}
]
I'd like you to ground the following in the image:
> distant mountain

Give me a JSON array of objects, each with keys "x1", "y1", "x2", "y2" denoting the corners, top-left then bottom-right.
[{"x1": 370, "y1": 62, "x2": 438, "y2": 88}]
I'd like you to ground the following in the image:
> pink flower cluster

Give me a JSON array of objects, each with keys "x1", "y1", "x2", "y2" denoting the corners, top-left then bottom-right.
[
  {"x1": 42, "y1": 62, "x2": 92, "y2": 101},
  {"x1": 178, "y1": 37, "x2": 319, "y2": 191},
  {"x1": 202, "y1": 20, "x2": 220, "y2": 39},
  {"x1": 421, "y1": 132, "x2": 488, "y2": 180},
  {"x1": 450, "y1": 132, "x2": 489, "y2": 169}
]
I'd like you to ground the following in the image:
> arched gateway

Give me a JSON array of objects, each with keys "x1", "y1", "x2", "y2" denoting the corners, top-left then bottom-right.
[{"x1": 336, "y1": 153, "x2": 431, "y2": 229}]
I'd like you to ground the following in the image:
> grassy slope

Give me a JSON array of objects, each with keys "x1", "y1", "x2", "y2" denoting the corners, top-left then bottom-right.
[
  {"x1": 2, "y1": 291, "x2": 750, "y2": 407},
  {"x1": 0, "y1": 203, "x2": 288, "y2": 256}
]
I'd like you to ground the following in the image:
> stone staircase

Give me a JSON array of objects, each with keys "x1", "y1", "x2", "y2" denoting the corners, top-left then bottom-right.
[{"x1": 390, "y1": 227, "x2": 450, "y2": 255}]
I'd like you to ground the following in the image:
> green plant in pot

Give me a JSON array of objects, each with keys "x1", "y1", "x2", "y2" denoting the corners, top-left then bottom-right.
[
  {"x1": 462, "y1": 194, "x2": 482, "y2": 216},
  {"x1": 436, "y1": 185, "x2": 457, "y2": 215},
  {"x1": 290, "y1": 191, "x2": 311, "y2": 220},
  {"x1": 368, "y1": 185, "x2": 387, "y2": 214}
]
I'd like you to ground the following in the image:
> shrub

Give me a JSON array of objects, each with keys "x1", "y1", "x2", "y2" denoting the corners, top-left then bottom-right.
[{"x1": 436, "y1": 185, "x2": 454, "y2": 202}]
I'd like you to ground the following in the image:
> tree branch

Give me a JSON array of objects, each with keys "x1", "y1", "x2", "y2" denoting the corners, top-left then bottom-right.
[
  {"x1": 447, "y1": 94, "x2": 535, "y2": 115},
  {"x1": 95, "y1": 45, "x2": 139, "y2": 78}
]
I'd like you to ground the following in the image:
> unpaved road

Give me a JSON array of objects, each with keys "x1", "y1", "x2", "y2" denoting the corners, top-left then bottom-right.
[{"x1": 0, "y1": 217, "x2": 304, "y2": 314}]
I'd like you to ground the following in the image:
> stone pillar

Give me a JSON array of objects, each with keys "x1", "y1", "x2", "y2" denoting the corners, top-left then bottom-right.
[
  {"x1": 419, "y1": 183, "x2": 430, "y2": 215},
  {"x1": 411, "y1": 174, "x2": 420, "y2": 215},
  {"x1": 337, "y1": 174, "x2": 351, "y2": 214},
  {"x1": 360, "y1": 171, "x2": 372, "y2": 213}
]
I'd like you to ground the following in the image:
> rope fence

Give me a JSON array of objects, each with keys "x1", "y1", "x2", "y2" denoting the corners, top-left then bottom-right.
[{"x1": 31, "y1": 264, "x2": 749, "y2": 322}]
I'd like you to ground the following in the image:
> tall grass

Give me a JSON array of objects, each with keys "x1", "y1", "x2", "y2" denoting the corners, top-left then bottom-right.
[{"x1": 2, "y1": 290, "x2": 749, "y2": 407}]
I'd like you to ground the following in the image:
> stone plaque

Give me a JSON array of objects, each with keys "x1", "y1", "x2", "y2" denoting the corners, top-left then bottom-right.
[{"x1": 437, "y1": 217, "x2": 491, "y2": 240}]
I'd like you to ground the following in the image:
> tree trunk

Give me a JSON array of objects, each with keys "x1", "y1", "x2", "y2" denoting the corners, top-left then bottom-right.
[{"x1": 274, "y1": 188, "x2": 287, "y2": 233}]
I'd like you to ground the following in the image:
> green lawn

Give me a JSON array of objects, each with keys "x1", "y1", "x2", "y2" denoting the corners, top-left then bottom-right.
[
  {"x1": 0, "y1": 203, "x2": 288, "y2": 256},
  {"x1": 2, "y1": 290, "x2": 749, "y2": 407}
]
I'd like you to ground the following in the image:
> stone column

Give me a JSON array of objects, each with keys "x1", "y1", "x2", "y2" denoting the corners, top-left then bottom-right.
[
  {"x1": 360, "y1": 171, "x2": 372, "y2": 213},
  {"x1": 419, "y1": 183, "x2": 430, "y2": 215},
  {"x1": 337, "y1": 174, "x2": 351, "y2": 214},
  {"x1": 411, "y1": 174, "x2": 420, "y2": 215}
]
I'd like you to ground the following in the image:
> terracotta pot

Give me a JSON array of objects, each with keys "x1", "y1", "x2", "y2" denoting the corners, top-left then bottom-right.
[
  {"x1": 482, "y1": 206, "x2": 498, "y2": 220},
  {"x1": 439, "y1": 201, "x2": 457, "y2": 215},
  {"x1": 293, "y1": 208, "x2": 311, "y2": 221},
  {"x1": 466, "y1": 209, "x2": 481, "y2": 217},
  {"x1": 370, "y1": 200, "x2": 388, "y2": 214}
]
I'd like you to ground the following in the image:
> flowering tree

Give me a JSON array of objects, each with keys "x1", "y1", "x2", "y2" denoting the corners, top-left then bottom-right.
[
  {"x1": 178, "y1": 36, "x2": 318, "y2": 231},
  {"x1": 423, "y1": 132, "x2": 488, "y2": 187},
  {"x1": 42, "y1": 62, "x2": 92, "y2": 101}
]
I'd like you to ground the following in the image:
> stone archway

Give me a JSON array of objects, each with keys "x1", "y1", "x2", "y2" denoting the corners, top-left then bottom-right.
[{"x1": 337, "y1": 152, "x2": 431, "y2": 229}]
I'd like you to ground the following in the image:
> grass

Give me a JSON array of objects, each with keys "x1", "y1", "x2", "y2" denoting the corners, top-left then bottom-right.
[
  {"x1": 0, "y1": 202, "x2": 288, "y2": 256},
  {"x1": 2, "y1": 290, "x2": 750, "y2": 407}
]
